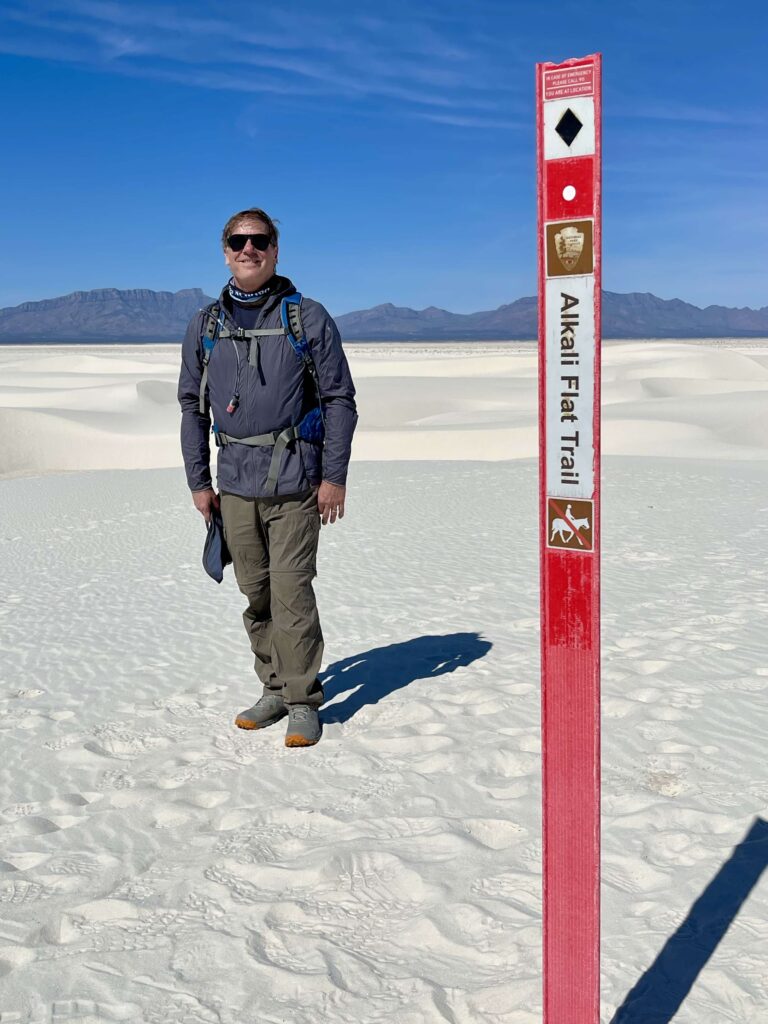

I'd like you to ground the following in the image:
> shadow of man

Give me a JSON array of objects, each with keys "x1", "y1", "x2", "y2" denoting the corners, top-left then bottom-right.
[
  {"x1": 611, "y1": 816, "x2": 768, "y2": 1023},
  {"x1": 320, "y1": 632, "x2": 493, "y2": 724}
]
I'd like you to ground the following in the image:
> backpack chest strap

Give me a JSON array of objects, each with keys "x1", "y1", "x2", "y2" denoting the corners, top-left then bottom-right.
[
  {"x1": 218, "y1": 327, "x2": 287, "y2": 339},
  {"x1": 198, "y1": 310, "x2": 287, "y2": 413}
]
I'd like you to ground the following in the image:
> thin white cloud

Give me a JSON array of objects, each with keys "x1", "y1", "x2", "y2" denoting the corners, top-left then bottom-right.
[
  {"x1": 0, "y1": 0, "x2": 518, "y2": 117},
  {"x1": 612, "y1": 100, "x2": 765, "y2": 128},
  {"x1": 414, "y1": 112, "x2": 524, "y2": 130}
]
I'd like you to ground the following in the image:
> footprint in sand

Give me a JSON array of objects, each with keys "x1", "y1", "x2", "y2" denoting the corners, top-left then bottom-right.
[
  {"x1": 628, "y1": 686, "x2": 663, "y2": 703},
  {"x1": 644, "y1": 768, "x2": 687, "y2": 797},
  {"x1": 628, "y1": 659, "x2": 673, "y2": 676},
  {"x1": 96, "y1": 769, "x2": 137, "y2": 790},
  {"x1": 731, "y1": 675, "x2": 768, "y2": 692},
  {"x1": 4, "y1": 816, "x2": 79, "y2": 836},
  {"x1": 0, "y1": 879, "x2": 58, "y2": 905},
  {"x1": 43, "y1": 852, "x2": 110, "y2": 879},
  {"x1": 149, "y1": 756, "x2": 240, "y2": 791},
  {"x1": 246, "y1": 925, "x2": 323, "y2": 975},
  {"x1": 603, "y1": 853, "x2": 670, "y2": 895},
  {"x1": 0, "y1": 945, "x2": 35, "y2": 979},
  {"x1": 10, "y1": 999, "x2": 144, "y2": 1023},
  {"x1": 42, "y1": 733, "x2": 81, "y2": 751},
  {"x1": 602, "y1": 696, "x2": 635, "y2": 719},
  {"x1": 470, "y1": 870, "x2": 541, "y2": 917},
  {"x1": 358, "y1": 734, "x2": 454, "y2": 757},
  {"x1": 458, "y1": 817, "x2": 527, "y2": 850},
  {"x1": 83, "y1": 728, "x2": 173, "y2": 760},
  {"x1": 150, "y1": 805, "x2": 197, "y2": 830},
  {"x1": 649, "y1": 706, "x2": 688, "y2": 722},
  {"x1": 2, "y1": 792, "x2": 101, "y2": 839},
  {"x1": 2, "y1": 802, "x2": 42, "y2": 818}
]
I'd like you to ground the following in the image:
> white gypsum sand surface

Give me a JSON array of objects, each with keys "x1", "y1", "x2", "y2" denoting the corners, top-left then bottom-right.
[
  {"x1": 0, "y1": 342, "x2": 766, "y2": 1023},
  {"x1": 1, "y1": 339, "x2": 768, "y2": 478}
]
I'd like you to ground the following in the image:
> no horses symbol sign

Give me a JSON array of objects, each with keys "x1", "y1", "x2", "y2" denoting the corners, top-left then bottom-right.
[{"x1": 547, "y1": 497, "x2": 594, "y2": 552}]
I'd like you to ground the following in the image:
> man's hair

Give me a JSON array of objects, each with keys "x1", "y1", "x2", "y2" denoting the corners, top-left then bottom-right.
[{"x1": 222, "y1": 208, "x2": 280, "y2": 250}]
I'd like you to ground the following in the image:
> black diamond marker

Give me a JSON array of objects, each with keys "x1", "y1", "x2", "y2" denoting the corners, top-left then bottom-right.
[{"x1": 555, "y1": 108, "x2": 583, "y2": 147}]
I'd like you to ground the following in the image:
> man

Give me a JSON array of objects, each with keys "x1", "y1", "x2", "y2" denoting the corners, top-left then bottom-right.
[{"x1": 178, "y1": 207, "x2": 357, "y2": 747}]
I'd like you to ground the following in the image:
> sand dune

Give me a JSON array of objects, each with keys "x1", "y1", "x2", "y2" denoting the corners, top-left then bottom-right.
[{"x1": 1, "y1": 340, "x2": 767, "y2": 478}]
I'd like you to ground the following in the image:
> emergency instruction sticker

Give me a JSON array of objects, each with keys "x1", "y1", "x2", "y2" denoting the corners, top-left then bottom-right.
[{"x1": 544, "y1": 65, "x2": 595, "y2": 100}]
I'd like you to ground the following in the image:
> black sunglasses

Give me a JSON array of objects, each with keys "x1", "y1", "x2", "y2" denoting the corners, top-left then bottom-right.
[{"x1": 226, "y1": 233, "x2": 273, "y2": 252}]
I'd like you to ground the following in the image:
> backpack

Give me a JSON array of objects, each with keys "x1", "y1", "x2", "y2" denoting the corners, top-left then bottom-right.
[{"x1": 198, "y1": 292, "x2": 326, "y2": 494}]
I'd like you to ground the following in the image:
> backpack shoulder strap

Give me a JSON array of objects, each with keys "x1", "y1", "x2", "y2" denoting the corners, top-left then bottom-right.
[
  {"x1": 199, "y1": 303, "x2": 224, "y2": 415},
  {"x1": 280, "y1": 293, "x2": 325, "y2": 424},
  {"x1": 201, "y1": 302, "x2": 222, "y2": 353},
  {"x1": 280, "y1": 293, "x2": 309, "y2": 360}
]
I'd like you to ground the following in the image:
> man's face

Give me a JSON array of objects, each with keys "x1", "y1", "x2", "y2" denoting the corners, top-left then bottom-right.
[{"x1": 224, "y1": 218, "x2": 279, "y2": 292}]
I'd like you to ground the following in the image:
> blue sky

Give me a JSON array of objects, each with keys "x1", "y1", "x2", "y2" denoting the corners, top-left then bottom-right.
[{"x1": 0, "y1": 0, "x2": 765, "y2": 314}]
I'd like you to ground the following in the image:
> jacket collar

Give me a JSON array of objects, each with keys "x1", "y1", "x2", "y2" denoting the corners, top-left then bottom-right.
[{"x1": 218, "y1": 274, "x2": 296, "y2": 320}]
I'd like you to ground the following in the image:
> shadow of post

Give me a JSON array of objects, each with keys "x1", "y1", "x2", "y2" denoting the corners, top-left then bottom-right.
[
  {"x1": 611, "y1": 816, "x2": 768, "y2": 1023},
  {"x1": 319, "y1": 632, "x2": 493, "y2": 724}
]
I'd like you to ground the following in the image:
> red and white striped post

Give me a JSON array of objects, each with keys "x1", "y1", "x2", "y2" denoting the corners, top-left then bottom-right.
[{"x1": 537, "y1": 54, "x2": 602, "y2": 1023}]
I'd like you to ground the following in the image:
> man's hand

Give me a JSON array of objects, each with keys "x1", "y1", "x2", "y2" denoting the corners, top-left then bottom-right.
[
  {"x1": 192, "y1": 487, "x2": 220, "y2": 524},
  {"x1": 317, "y1": 481, "x2": 346, "y2": 525}
]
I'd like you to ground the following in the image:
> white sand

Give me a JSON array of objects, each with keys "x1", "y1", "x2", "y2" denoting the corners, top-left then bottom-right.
[
  {"x1": 1, "y1": 340, "x2": 767, "y2": 479},
  {"x1": 0, "y1": 341, "x2": 766, "y2": 1022}
]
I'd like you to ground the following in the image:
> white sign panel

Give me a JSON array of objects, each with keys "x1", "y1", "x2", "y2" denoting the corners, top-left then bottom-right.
[
  {"x1": 545, "y1": 275, "x2": 595, "y2": 499},
  {"x1": 543, "y1": 96, "x2": 596, "y2": 160}
]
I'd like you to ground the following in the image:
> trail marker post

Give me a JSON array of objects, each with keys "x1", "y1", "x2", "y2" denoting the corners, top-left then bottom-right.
[{"x1": 537, "y1": 54, "x2": 602, "y2": 1023}]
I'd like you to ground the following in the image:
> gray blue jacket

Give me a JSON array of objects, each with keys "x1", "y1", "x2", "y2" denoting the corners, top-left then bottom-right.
[{"x1": 178, "y1": 276, "x2": 357, "y2": 497}]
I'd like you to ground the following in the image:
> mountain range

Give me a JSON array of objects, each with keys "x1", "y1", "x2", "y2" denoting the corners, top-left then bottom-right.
[{"x1": 0, "y1": 287, "x2": 767, "y2": 342}]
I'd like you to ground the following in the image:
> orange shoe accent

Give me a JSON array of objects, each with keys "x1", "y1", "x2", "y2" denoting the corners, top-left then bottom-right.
[
  {"x1": 284, "y1": 733, "x2": 319, "y2": 747},
  {"x1": 235, "y1": 716, "x2": 260, "y2": 730}
]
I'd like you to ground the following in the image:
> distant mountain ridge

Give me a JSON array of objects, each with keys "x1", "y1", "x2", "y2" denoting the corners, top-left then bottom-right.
[
  {"x1": 1, "y1": 287, "x2": 767, "y2": 342},
  {"x1": 334, "y1": 292, "x2": 768, "y2": 339},
  {"x1": 0, "y1": 288, "x2": 215, "y2": 342}
]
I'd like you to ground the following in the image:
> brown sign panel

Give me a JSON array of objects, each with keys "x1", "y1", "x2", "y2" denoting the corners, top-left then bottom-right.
[
  {"x1": 547, "y1": 497, "x2": 594, "y2": 552},
  {"x1": 546, "y1": 219, "x2": 594, "y2": 277}
]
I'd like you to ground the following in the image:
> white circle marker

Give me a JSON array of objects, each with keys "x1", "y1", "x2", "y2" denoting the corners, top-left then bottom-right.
[{"x1": 562, "y1": 184, "x2": 577, "y2": 201}]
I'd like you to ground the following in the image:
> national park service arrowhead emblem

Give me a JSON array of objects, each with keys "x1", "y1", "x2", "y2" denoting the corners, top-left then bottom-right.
[
  {"x1": 554, "y1": 226, "x2": 584, "y2": 271},
  {"x1": 545, "y1": 219, "x2": 594, "y2": 277}
]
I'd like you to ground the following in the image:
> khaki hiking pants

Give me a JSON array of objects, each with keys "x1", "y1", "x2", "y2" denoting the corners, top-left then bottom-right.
[{"x1": 219, "y1": 489, "x2": 324, "y2": 707}]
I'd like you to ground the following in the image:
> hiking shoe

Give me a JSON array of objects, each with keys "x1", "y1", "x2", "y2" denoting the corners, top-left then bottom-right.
[
  {"x1": 284, "y1": 704, "x2": 322, "y2": 747},
  {"x1": 234, "y1": 692, "x2": 287, "y2": 730}
]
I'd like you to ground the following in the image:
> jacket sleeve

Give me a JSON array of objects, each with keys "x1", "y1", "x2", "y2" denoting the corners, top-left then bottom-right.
[
  {"x1": 177, "y1": 311, "x2": 213, "y2": 491},
  {"x1": 308, "y1": 305, "x2": 358, "y2": 486}
]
